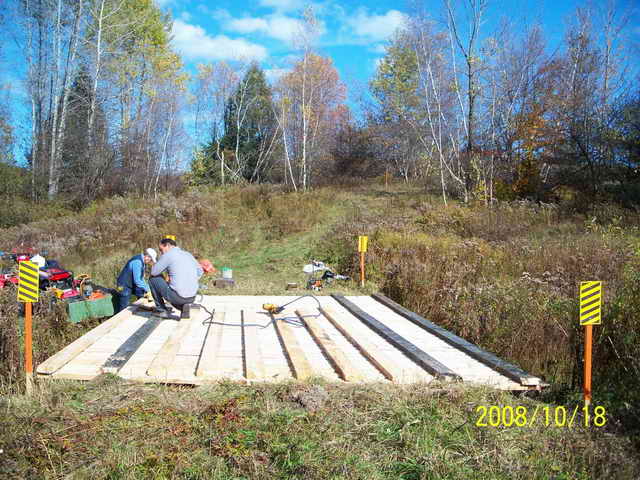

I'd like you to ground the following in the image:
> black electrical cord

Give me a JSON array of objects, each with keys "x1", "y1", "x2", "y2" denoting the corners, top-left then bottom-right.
[
  {"x1": 270, "y1": 294, "x2": 322, "y2": 314},
  {"x1": 193, "y1": 293, "x2": 215, "y2": 325}
]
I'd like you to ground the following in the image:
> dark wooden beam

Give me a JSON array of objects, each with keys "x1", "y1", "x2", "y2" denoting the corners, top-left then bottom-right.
[
  {"x1": 371, "y1": 294, "x2": 540, "y2": 386},
  {"x1": 331, "y1": 295, "x2": 461, "y2": 381},
  {"x1": 102, "y1": 317, "x2": 161, "y2": 373}
]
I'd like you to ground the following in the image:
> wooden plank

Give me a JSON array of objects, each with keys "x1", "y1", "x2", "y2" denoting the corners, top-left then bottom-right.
[
  {"x1": 320, "y1": 306, "x2": 403, "y2": 382},
  {"x1": 273, "y1": 313, "x2": 313, "y2": 380},
  {"x1": 146, "y1": 318, "x2": 194, "y2": 379},
  {"x1": 371, "y1": 294, "x2": 540, "y2": 386},
  {"x1": 195, "y1": 311, "x2": 226, "y2": 377},
  {"x1": 101, "y1": 317, "x2": 162, "y2": 374},
  {"x1": 242, "y1": 310, "x2": 265, "y2": 380},
  {"x1": 37, "y1": 302, "x2": 141, "y2": 375},
  {"x1": 331, "y1": 295, "x2": 461, "y2": 381},
  {"x1": 116, "y1": 320, "x2": 175, "y2": 380},
  {"x1": 296, "y1": 308, "x2": 364, "y2": 382}
]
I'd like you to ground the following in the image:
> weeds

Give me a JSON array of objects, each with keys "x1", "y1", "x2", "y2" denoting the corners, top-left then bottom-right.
[
  {"x1": 1, "y1": 182, "x2": 639, "y2": 478},
  {"x1": 2, "y1": 380, "x2": 638, "y2": 479}
]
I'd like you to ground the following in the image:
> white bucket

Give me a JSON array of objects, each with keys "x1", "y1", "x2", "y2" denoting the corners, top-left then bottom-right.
[{"x1": 222, "y1": 267, "x2": 232, "y2": 279}]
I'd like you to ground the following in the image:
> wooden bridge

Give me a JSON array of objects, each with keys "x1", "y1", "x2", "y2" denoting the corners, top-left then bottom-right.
[{"x1": 37, "y1": 294, "x2": 544, "y2": 390}]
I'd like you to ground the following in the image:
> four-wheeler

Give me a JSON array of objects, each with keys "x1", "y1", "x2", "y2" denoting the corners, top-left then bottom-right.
[{"x1": 1, "y1": 246, "x2": 116, "y2": 322}]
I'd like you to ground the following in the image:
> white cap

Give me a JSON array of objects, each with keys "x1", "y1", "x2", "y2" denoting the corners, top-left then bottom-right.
[
  {"x1": 31, "y1": 254, "x2": 46, "y2": 268},
  {"x1": 145, "y1": 248, "x2": 158, "y2": 263}
]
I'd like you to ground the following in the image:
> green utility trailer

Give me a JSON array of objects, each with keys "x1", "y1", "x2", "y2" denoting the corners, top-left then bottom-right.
[{"x1": 66, "y1": 294, "x2": 116, "y2": 324}]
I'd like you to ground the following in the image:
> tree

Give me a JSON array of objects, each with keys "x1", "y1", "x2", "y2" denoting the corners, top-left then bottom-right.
[
  {"x1": 190, "y1": 61, "x2": 238, "y2": 185},
  {"x1": 370, "y1": 31, "x2": 427, "y2": 182},
  {"x1": 276, "y1": 53, "x2": 347, "y2": 190},
  {"x1": 218, "y1": 64, "x2": 278, "y2": 182},
  {"x1": 21, "y1": 0, "x2": 85, "y2": 200},
  {"x1": 59, "y1": 66, "x2": 111, "y2": 202},
  {"x1": 0, "y1": 85, "x2": 14, "y2": 165}
]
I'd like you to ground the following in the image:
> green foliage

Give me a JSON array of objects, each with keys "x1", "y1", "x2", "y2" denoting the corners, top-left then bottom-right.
[
  {"x1": 0, "y1": 112, "x2": 13, "y2": 164},
  {"x1": 494, "y1": 179, "x2": 516, "y2": 201},
  {"x1": 369, "y1": 32, "x2": 421, "y2": 122},
  {"x1": 215, "y1": 64, "x2": 276, "y2": 182},
  {"x1": 188, "y1": 147, "x2": 217, "y2": 186},
  {"x1": 0, "y1": 162, "x2": 27, "y2": 197}
]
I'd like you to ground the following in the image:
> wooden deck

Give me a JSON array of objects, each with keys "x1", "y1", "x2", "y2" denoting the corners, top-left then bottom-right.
[{"x1": 36, "y1": 295, "x2": 544, "y2": 390}]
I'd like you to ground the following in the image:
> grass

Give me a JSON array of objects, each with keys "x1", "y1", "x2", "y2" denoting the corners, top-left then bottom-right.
[
  {"x1": 1, "y1": 181, "x2": 639, "y2": 478},
  {"x1": 1, "y1": 377, "x2": 637, "y2": 479}
]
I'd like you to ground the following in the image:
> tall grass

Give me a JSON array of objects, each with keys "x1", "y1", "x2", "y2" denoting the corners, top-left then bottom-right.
[
  {"x1": 323, "y1": 192, "x2": 640, "y2": 436},
  {"x1": 1, "y1": 183, "x2": 639, "y2": 477}
]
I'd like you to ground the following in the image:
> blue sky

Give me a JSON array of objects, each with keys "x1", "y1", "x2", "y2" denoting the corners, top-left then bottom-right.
[
  {"x1": 1, "y1": 0, "x2": 639, "y2": 163},
  {"x1": 162, "y1": 0, "x2": 640, "y2": 90}
]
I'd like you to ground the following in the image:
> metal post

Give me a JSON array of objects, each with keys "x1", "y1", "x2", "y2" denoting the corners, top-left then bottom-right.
[
  {"x1": 25, "y1": 302, "x2": 33, "y2": 395},
  {"x1": 584, "y1": 324, "x2": 592, "y2": 407}
]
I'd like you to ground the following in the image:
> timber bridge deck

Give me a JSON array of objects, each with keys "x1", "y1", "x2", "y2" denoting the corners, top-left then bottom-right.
[{"x1": 37, "y1": 294, "x2": 544, "y2": 390}]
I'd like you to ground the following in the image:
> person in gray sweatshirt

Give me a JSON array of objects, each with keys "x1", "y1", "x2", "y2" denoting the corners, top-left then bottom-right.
[{"x1": 149, "y1": 238, "x2": 203, "y2": 318}]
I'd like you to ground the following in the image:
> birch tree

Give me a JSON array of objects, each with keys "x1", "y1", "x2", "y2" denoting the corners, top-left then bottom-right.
[{"x1": 277, "y1": 53, "x2": 346, "y2": 190}]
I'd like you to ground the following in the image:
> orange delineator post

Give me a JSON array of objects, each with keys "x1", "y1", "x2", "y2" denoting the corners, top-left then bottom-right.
[
  {"x1": 359, "y1": 252, "x2": 365, "y2": 287},
  {"x1": 584, "y1": 324, "x2": 592, "y2": 407},
  {"x1": 25, "y1": 302, "x2": 33, "y2": 394}
]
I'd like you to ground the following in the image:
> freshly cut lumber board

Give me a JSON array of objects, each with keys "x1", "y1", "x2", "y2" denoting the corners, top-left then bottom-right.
[
  {"x1": 242, "y1": 310, "x2": 265, "y2": 380},
  {"x1": 296, "y1": 308, "x2": 364, "y2": 382},
  {"x1": 349, "y1": 296, "x2": 523, "y2": 390},
  {"x1": 37, "y1": 303, "x2": 140, "y2": 375},
  {"x1": 245, "y1": 309, "x2": 292, "y2": 381},
  {"x1": 273, "y1": 313, "x2": 314, "y2": 380},
  {"x1": 332, "y1": 295, "x2": 461, "y2": 381},
  {"x1": 371, "y1": 293, "x2": 540, "y2": 386},
  {"x1": 195, "y1": 311, "x2": 226, "y2": 378},
  {"x1": 37, "y1": 295, "x2": 542, "y2": 390},
  {"x1": 102, "y1": 317, "x2": 161, "y2": 374},
  {"x1": 117, "y1": 320, "x2": 176, "y2": 381},
  {"x1": 320, "y1": 306, "x2": 402, "y2": 382},
  {"x1": 147, "y1": 317, "x2": 194, "y2": 379}
]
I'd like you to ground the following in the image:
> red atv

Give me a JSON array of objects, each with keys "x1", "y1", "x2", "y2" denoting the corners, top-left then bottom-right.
[{"x1": 0, "y1": 248, "x2": 74, "y2": 291}]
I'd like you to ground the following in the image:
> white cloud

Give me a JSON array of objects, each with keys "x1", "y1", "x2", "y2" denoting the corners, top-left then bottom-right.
[
  {"x1": 217, "y1": 10, "x2": 320, "y2": 44},
  {"x1": 171, "y1": 19, "x2": 268, "y2": 61},
  {"x1": 180, "y1": 11, "x2": 192, "y2": 21},
  {"x1": 370, "y1": 43, "x2": 387, "y2": 54},
  {"x1": 258, "y1": 0, "x2": 304, "y2": 12},
  {"x1": 264, "y1": 67, "x2": 290, "y2": 83},
  {"x1": 344, "y1": 8, "x2": 406, "y2": 42},
  {"x1": 228, "y1": 17, "x2": 270, "y2": 34}
]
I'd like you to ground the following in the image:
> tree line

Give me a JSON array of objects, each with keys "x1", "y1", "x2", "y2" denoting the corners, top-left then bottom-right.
[
  {"x1": 2, "y1": 0, "x2": 185, "y2": 205},
  {"x1": 0, "y1": 1, "x2": 638, "y2": 207},
  {"x1": 365, "y1": 0, "x2": 639, "y2": 204}
]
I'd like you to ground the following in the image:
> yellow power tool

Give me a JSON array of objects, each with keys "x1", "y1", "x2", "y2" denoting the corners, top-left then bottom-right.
[
  {"x1": 262, "y1": 295, "x2": 321, "y2": 315},
  {"x1": 262, "y1": 303, "x2": 284, "y2": 314}
]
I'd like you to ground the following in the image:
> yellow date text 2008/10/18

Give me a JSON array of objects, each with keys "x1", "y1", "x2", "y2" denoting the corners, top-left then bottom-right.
[{"x1": 475, "y1": 405, "x2": 606, "y2": 428}]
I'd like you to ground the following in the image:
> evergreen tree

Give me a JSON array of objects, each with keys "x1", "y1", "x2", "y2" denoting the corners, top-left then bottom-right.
[
  {"x1": 217, "y1": 64, "x2": 277, "y2": 182},
  {"x1": 60, "y1": 66, "x2": 108, "y2": 200}
]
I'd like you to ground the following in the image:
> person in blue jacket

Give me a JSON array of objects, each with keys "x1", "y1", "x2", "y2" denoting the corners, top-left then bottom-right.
[{"x1": 115, "y1": 248, "x2": 157, "y2": 313}]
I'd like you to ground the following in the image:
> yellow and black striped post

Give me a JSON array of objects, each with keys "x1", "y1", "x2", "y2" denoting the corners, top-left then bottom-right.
[
  {"x1": 580, "y1": 281, "x2": 602, "y2": 407},
  {"x1": 18, "y1": 260, "x2": 39, "y2": 395},
  {"x1": 18, "y1": 261, "x2": 40, "y2": 303}
]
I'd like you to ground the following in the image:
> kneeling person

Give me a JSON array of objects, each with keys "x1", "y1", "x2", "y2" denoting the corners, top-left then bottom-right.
[
  {"x1": 116, "y1": 248, "x2": 157, "y2": 313},
  {"x1": 150, "y1": 238, "x2": 203, "y2": 318}
]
